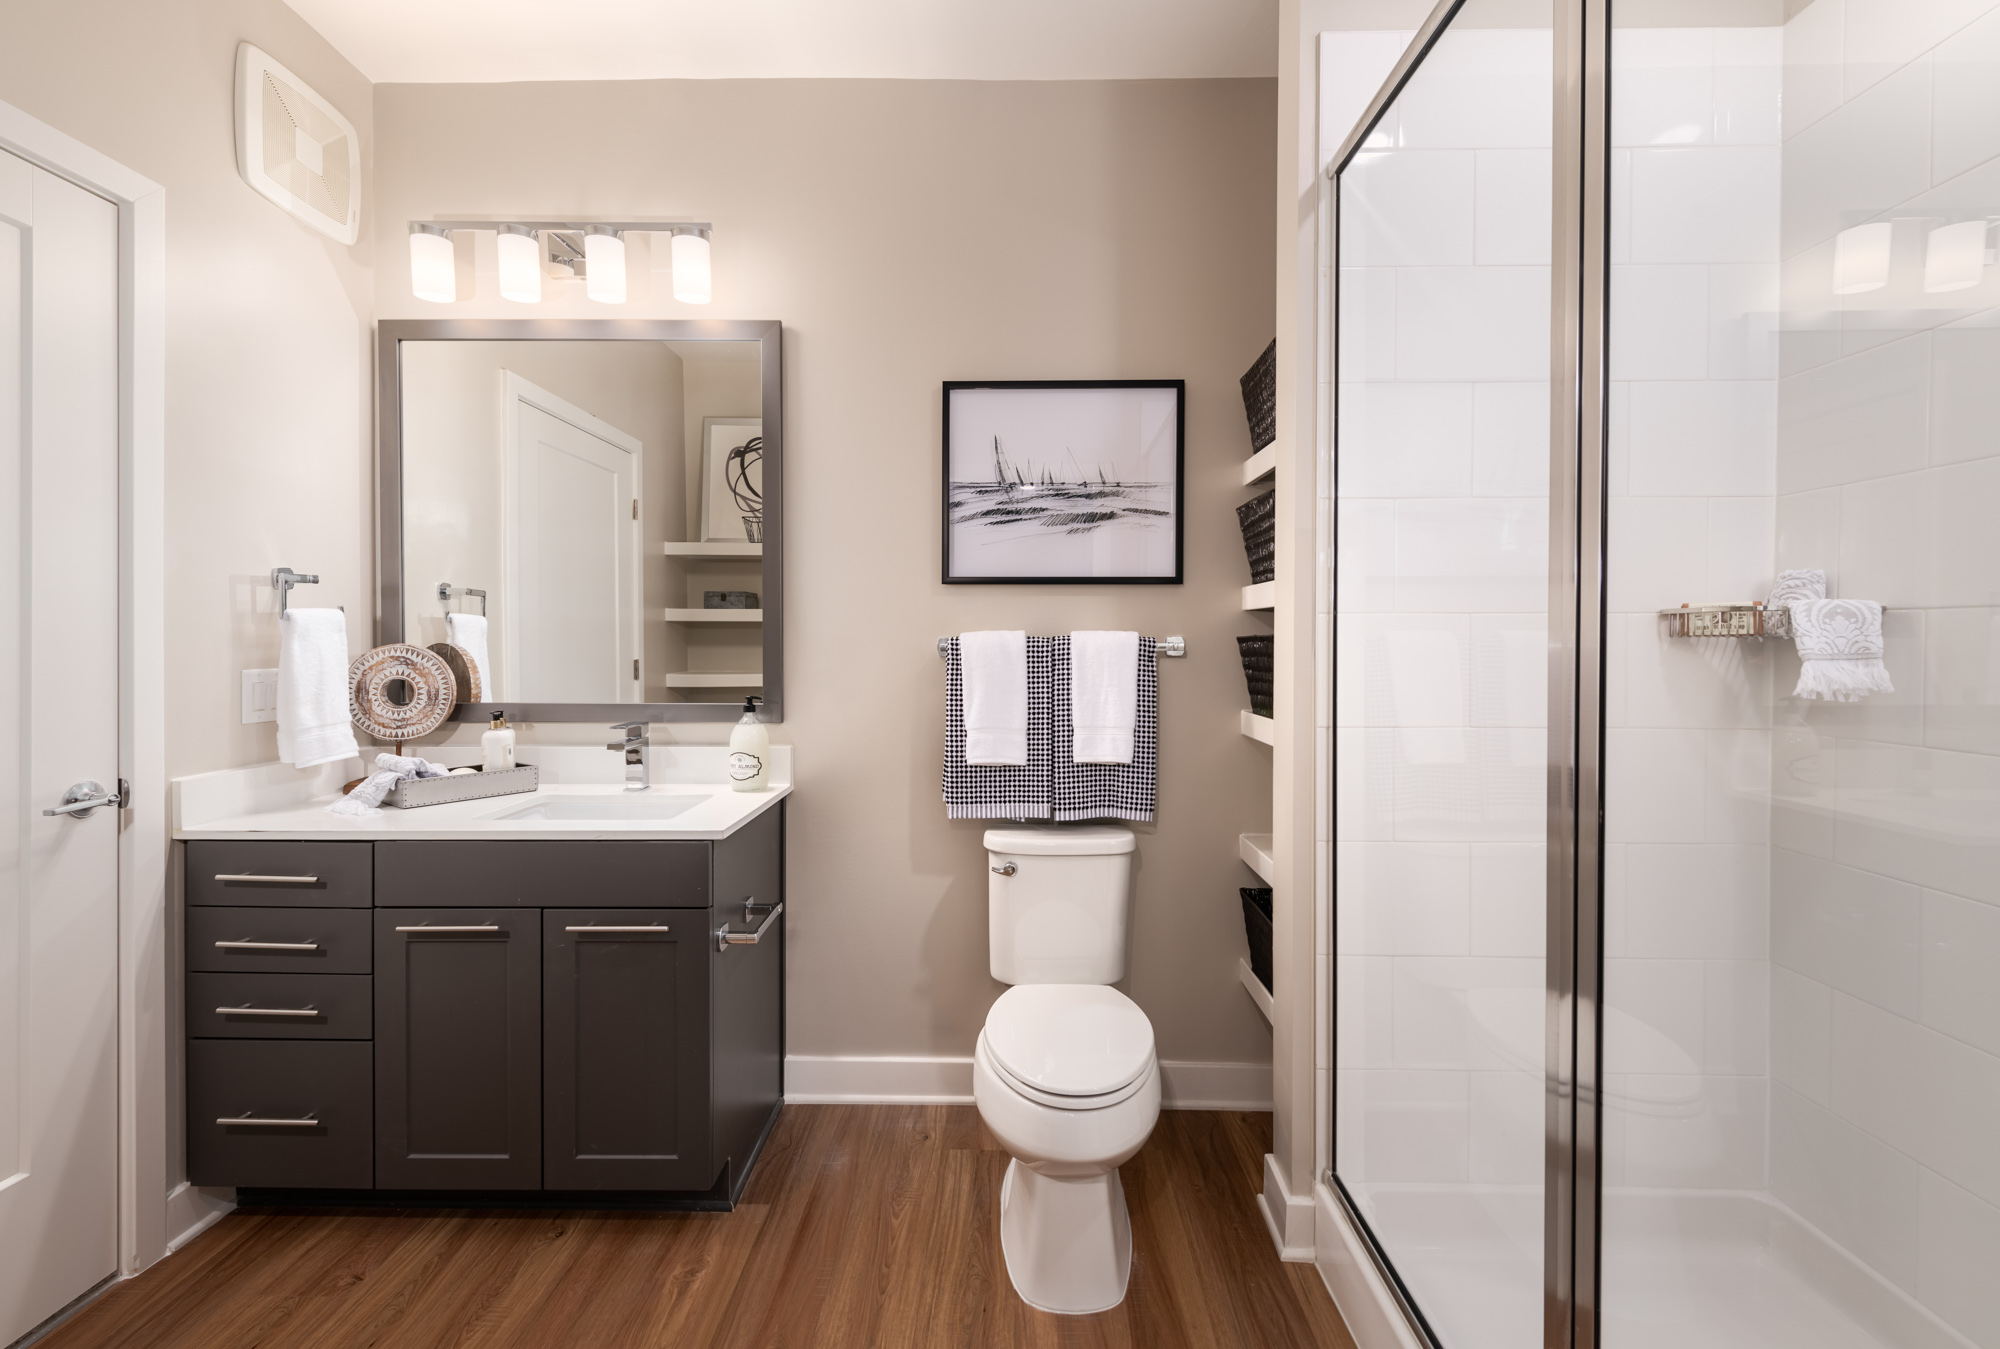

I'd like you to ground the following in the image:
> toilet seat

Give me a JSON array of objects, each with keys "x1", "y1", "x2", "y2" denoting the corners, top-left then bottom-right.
[{"x1": 982, "y1": 985, "x2": 1155, "y2": 1110}]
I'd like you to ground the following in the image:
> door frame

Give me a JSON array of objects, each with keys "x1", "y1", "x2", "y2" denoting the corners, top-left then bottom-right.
[{"x1": 0, "y1": 100, "x2": 170, "y2": 1280}]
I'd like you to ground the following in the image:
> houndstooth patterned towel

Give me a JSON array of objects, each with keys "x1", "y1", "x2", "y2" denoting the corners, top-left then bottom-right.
[
  {"x1": 1052, "y1": 637, "x2": 1158, "y2": 823},
  {"x1": 942, "y1": 636, "x2": 1053, "y2": 819}
]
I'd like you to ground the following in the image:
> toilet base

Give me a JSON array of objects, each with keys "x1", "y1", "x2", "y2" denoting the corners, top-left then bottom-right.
[{"x1": 998, "y1": 1158, "x2": 1133, "y2": 1314}]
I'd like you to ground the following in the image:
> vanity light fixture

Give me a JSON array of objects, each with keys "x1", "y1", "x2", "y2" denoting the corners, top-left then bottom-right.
[
  {"x1": 1832, "y1": 221, "x2": 1893, "y2": 295},
  {"x1": 408, "y1": 223, "x2": 457, "y2": 303},
  {"x1": 584, "y1": 226, "x2": 627, "y2": 304},
  {"x1": 1923, "y1": 219, "x2": 1991, "y2": 293},
  {"x1": 671, "y1": 227, "x2": 712, "y2": 305},
  {"x1": 497, "y1": 224, "x2": 542, "y2": 303}
]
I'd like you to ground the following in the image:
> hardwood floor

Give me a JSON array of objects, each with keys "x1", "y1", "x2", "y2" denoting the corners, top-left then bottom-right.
[{"x1": 41, "y1": 1107, "x2": 1354, "y2": 1349}]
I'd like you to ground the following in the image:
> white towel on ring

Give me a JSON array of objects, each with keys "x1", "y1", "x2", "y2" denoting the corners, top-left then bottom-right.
[
  {"x1": 446, "y1": 612, "x2": 490, "y2": 696},
  {"x1": 1069, "y1": 630, "x2": 1139, "y2": 764},
  {"x1": 277, "y1": 607, "x2": 359, "y2": 769},
  {"x1": 1791, "y1": 598, "x2": 1893, "y2": 702},
  {"x1": 960, "y1": 630, "x2": 1028, "y2": 765}
]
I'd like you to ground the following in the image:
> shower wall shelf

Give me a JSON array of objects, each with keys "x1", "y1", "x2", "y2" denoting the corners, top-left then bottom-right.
[{"x1": 1660, "y1": 602, "x2": 1777, "y2": 638}]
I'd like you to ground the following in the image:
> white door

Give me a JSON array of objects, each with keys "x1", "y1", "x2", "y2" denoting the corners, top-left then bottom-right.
[
  {"x1": 501, "y1": 374, "x2": 641, "y2": 703},
  {"x1": 0, "y1": 152, "x2": 122, "y2": 1341}
]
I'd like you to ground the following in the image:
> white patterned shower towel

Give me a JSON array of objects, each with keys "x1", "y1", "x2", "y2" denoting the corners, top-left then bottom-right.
[
  {"x1": 1764, "y1": 568, "x2": 1826, "y2": 638},
  {"x1": 1791, "y1": 598, "x2": 1893, "y2": 702}
]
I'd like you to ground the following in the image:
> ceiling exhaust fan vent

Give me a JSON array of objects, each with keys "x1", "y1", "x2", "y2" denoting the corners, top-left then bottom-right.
[{"x1": 233, "y1": 43, "x2": 359, "y2": 245}]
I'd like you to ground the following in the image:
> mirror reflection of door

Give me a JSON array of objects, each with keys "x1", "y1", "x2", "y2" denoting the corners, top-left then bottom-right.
[{"x1": 502, "y1": 372, "x2": 642, "y2": 703}]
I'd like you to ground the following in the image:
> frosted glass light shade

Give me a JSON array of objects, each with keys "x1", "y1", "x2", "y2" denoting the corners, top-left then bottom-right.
[
  {"x1": 584, "y1": 229, "x2": 626, "y2": 303},
  {"x1": 497, "y1": 227, "x2": 542, "y2": 303},
  {"x1": 1832, "y1": 222, "x2": 1893, "y2": 295},
  {"x1": 409, "y1": 229, "x2": 456, "y2": 303},
  {"x1": 1924, "y1": 220, "x2": 1988, "y2": 293},
  {"x1": 671, "y1": 231, "x2": 711, "y2": 304}
]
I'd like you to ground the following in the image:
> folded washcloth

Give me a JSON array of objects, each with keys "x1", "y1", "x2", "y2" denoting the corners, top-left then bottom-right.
[
  {"x1": 942, "y1": 636, "x2": 1053, "y2": 820},
  {"x1": 960, "y1": 630, "x2": 1028, "y2": 766},
  {"x1": 1792, "y1": 598, "x2": 1893, "y2": 702},
  {"x1": 1053, "y1": 637, "x2": 1158, "y2": 823},
  {"x1": 277, "y1": 607, "x2": 360, "y2": 769},
  {"x1": 327, "y1": 752, "x2": 452, "y2": 816},
  {"x1": 1069, "y1": 630, "x2": 1139, "y2": 764},
  {"x1": 446, "y1": 613, "x2": 491, "y2": 696},
  {"x1": 1765, "y1": 569, "x2": 1826, "y2": 638}
]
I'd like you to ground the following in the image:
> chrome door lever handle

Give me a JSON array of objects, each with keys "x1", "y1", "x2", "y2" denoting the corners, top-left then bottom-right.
[{"x1": 44, "y1": 779, "x2": 126, "y2": 818}]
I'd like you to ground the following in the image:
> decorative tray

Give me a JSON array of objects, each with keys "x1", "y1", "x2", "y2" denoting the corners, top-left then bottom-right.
[{"x1": 385, "y1": 764, "x2": 539, "y2": 810}]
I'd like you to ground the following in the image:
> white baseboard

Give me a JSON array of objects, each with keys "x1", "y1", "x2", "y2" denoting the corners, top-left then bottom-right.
[
  {"x1": 1314, "y1": 1178, "x2": 1426, "y2": 1349},
  {"x1": 1258, "y1": 1153, "x2": 1315, "y2": 1261},
  {"x1": 164, "y1": 1181, "x2": 234, "y2": 1254},
  {"x1": 784, "y1": 1055, "x2": 1273, "y2": 1110}
]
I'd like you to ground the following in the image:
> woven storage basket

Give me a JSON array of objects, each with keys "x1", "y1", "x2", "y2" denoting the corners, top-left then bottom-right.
[
  {"x1": 1236, "y1": 489, "x2": 1276, "y2": 584},
  {"x1": 1237, "y1": 635, "x2": 1273, "y2": 716},
  {"x1": 1239, "y1": 339, "x2": 1276, "y2": 452},
  {"x1": 1241, "y1": 887, "x2": 1273, "y2": 993}
]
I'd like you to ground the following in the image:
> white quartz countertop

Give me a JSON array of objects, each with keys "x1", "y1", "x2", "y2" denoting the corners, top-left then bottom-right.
[{"x1": 173, "y1": 745, "x2": 792, "y2": 842}]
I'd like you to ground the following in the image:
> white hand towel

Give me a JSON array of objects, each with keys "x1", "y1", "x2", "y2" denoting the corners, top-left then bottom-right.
[
  {"x1": 1792, "y1": 598, "x2": 1893, "y2": 702},
  {"x1": 1765, "y1": 568, "x2": 1826, "y2": 638},
  {"x1": 446, "y1": 613, "x2": 491, "y2": 696},
  {"x1": 1070, "y1": 630, "x2": 1139, "y2": 765},
  {"x1": 277, "y1": 608, "x2": 360, "y2": 769},
  {"x1": 961, "y1": 630, "x2": 1028, "y2": 766},
  {"x1": 327, "y1": 751, "x2": 451, "y2": 816}
]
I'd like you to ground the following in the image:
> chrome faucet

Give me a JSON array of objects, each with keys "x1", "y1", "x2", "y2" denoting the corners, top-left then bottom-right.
[{"x1": 608, "y1": 722, "x2": 650, "y2": 790}]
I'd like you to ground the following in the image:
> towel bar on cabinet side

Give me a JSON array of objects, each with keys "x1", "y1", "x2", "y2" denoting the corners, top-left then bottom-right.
[{"x1": 934, "y1": 635, "x2": 1186, "y2": 659}]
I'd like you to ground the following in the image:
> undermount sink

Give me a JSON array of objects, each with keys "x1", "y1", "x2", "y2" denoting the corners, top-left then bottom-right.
[{"x1": 486, "y1": 793, "x2": 709, "y2": 822}]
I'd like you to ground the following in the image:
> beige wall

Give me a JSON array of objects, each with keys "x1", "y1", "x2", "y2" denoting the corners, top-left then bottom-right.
[
  {"x1": 374, "y1": 78, "x2": 1281, "y2": 1069},
  {"x1": 0, "y1": 0, "x2": 376, "y2": 780}
]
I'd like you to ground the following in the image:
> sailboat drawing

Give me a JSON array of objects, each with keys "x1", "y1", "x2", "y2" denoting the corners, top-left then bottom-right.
[{"x1": 948, "y1": 436, "x2": 1171, "y2": 538}]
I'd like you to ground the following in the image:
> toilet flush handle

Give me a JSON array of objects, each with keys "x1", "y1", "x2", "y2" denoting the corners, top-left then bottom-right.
[{"x1": 991, "y1": 862, "x2": 1017, "y2": 876}]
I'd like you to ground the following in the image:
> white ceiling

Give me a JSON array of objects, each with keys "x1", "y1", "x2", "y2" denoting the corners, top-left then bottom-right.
[{"x1": 282, "y1": 0, "x2": 1278, "y2": 84}]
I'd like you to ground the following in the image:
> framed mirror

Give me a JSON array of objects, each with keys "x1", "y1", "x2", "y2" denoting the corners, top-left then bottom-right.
[{"x1": 375, "y1": 319, "x2": 783, "y2": 722}]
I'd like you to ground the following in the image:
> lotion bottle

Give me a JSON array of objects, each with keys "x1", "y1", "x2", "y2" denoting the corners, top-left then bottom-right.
[
  {"x1": 482, "y1": 710, "x2": 516, "y2": 771},
  {"x1": 728, "y1": 695, "x2": 769, "y2": 791}
]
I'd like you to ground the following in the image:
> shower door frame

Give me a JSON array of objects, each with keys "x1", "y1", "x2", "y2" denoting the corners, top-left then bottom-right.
[{"x1": 1321, "y1": 2, "x2": 1611, "y2": 1347}]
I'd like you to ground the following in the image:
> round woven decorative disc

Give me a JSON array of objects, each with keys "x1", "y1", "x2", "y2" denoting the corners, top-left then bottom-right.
[
  {"x1": 349, "y1": 644, "x2": 457, "y2": 741},
  {"x1": 427, "y1": 642, "x2": 483, "y2": 704}
]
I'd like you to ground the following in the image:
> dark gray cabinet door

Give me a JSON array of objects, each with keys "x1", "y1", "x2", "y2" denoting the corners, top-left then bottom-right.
[
  {"x1": 543, "y1": 909, "x2": 713, "y2": 1190},
  {"x1": 375, "y1": 909, "x2": 540, "y2": 1189},
  {"x1": 713, "y1": 804, "x2": 785, "y2": 1191}
]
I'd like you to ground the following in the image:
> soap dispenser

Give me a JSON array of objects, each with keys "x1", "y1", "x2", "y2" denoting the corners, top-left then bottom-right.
[
  {"x1": 482, "y1": 710, "x2": 516, "y2": 771},
  {"x1": 728, "y1": 695, "x2": 769, "y2": 791}
]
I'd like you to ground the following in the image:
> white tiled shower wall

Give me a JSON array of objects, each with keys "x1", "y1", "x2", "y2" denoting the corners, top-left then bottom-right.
[{"x1": 1766, "y1": 1, "x2": 2000, "y2": 1341}]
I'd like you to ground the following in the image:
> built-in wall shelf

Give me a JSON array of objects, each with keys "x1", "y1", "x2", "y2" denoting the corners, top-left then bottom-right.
[
  {"x1": 659, "y1": 672, "x2": 763, "y2": 688},
  {"x1": 1239, "y1": 832, "x2": 1274, "y2": 885},
  {"x1": 661, "y1": 608, "x2": 764, "y2": 623},
  {"x1": 661, "y1": 541, "x2": 762, "y2": 558},
  {"x1": 1238, "y1": 957, "x2": 1274, "y2": 1024},
  {"x1": 1241, "y1": 711, "x2": 1275, "y2": 745},
  {"x1": 1242, "y1": 442, "x2": 1278, "y2": 486},
  {"x1": 1242, "y1": 581, "x2": 1276, "y2": 611}
]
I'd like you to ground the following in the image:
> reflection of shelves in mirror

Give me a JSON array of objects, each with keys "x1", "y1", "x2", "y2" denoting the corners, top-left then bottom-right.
[
  {"x1": 1241, "y1": 711, "x2": 1274, "y2": 745},
  {"x1": 1238, "y1": 832, "x2": 1274, "y2": 884},
  {"x1": 1242, "y1": 442, "x2": 1277, "y2": 486},
  {"x1": 1242, "y1": 581, "x2": 1275, "y2": 610},
  {"x1": 1238, "y1": 957, "x2": 1274, "y2": 1024},
  {"x1": 658, "y1": 672, "x2": 763, "y2": 688},
  {"x1": 661, "y1": 608, "x2": 763, "y2": 623},
  {"x1": 661, "y1": 542, "x2": 762, "y2": 558}
]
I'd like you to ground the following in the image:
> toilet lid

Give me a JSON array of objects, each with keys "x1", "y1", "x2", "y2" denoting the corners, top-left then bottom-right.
[{"x1": 983, "y1": 985, "x2": 1155, "y2": 1097}]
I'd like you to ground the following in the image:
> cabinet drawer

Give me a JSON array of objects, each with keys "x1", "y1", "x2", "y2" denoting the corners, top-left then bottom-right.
[
  {"x1": 188, "y1": 972, "x2": 372, "y2": 1040},
  {"x1": 188, "y1": 906, "x2": 372, "y2": 974},
  {"x1": 375, "y1": 840, "x2": 709, "y2": 908},
  {"x1": 187, "y1": 1039, "x2": 372, "y2": 1188},
  {"x1": 186, "y1": 841, "x2": 372, "y2": 908}
]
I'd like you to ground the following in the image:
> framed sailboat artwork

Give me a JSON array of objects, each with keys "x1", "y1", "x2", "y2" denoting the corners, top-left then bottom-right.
[{"x1": 941, "y1": 380, "x2": 1185, "y2": 584}]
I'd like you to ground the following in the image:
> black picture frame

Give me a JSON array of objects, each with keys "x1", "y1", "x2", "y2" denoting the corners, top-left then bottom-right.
[{"x1": 941, "y1": 379, "x2": 1186, "y2": 585}]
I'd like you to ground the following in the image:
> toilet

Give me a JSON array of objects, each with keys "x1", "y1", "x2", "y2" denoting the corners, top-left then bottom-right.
[{"x1": 973, "y1": 825, "x2": 1160, "y2": 1315}]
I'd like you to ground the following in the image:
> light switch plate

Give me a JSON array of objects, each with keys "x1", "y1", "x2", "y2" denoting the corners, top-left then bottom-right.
[{"x1": 241, "y1": 668, "x2": 278, "y2": 724}]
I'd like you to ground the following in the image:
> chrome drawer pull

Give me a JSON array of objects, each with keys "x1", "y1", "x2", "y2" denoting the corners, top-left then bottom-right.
[
  {"x1": 565, "y1": 925, "x2": 670, "y2": 933},
  {"x1": 395, "y1": 924, "x2": 500, "y2": 933},
  {"x1": 214, "y1": 940, "x2": 320, "y2": 950},
  {"x1": 214, "y1": 873, "x2": 320, "y2": 884},
  {"x1": 218, "y1": 1114, "x2": 319, "y2": 1127},
  {"x1": 715, "y1": 900, "x2": 783, "y2": 952},
  {"x1": 216, "y1": 1006, "x2": 319, "y2": 1017}
]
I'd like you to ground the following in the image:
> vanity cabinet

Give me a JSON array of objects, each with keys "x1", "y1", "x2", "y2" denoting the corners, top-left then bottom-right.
[{"x1": 183, "y1": 804, "x2": 785, "y2": 1205}]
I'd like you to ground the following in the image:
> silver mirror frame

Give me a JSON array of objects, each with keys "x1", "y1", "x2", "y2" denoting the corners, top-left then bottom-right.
[{"x1": 374, "y1": 318, "x2": 784, "y2": 722}]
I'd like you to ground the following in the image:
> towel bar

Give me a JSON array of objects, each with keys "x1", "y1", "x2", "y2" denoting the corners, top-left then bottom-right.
[
  {"x1": 272, "y1": 567, "x2": 342, "y2": 619},
  {"x1": 935, "y1": 635, "x2": 1185, "y2": 659},
  {"x1": 437, "y1": 582, "x2": 488, "y2": 616}
]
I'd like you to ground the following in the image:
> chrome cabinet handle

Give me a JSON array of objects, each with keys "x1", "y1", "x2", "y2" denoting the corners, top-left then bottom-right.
[
  {"x1": 991, "y1": 863, "x2": 1017, "y2": 876},
  {"x1": 214, "y1": 940, "x2": 320, "y2": 950},
  {"x1": 217, "y1": 1114, "x2": 320, "y2": 1127},
  {"x1": 565, "y1": 925, "x2": 670, "y2": 933},
  {"x1": 715, "y1": 900, "x2": 783, "y2": 952},
  {"x1": 44, "y1": 779, "x2": 125, "y2": 818},
  {"x1": 395, "y1": 924, "x2": 501, "y2": 933},
  {"x1": 216, "y1": 1006, "x2": 319, "y2": 1017},
  {"x1": 214, "y1": 873, "x2": 320, "y2": 884}
]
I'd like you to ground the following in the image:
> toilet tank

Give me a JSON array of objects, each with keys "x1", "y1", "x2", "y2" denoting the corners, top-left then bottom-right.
[{"x1": 984, "y1": 825, "x2": 1136, "y2": 984}]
